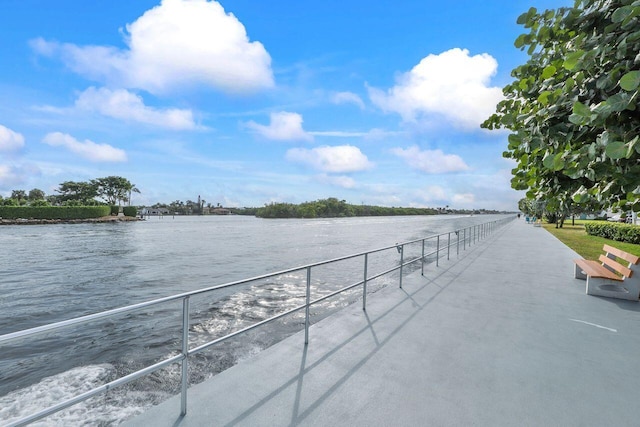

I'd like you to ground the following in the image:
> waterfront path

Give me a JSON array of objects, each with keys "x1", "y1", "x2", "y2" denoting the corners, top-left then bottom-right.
[{"x1": 125, "y1": 219, "x2": 640, "y2": 426}]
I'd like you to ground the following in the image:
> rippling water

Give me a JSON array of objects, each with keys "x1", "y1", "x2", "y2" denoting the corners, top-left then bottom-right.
[{"x1": 0, "y1": 214, "x2": 508, "y2": 425}]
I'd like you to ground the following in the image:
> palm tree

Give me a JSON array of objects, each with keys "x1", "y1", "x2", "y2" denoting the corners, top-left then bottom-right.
[{"x1": 128, "y1": 185, "x2": 141, "y2": 206}]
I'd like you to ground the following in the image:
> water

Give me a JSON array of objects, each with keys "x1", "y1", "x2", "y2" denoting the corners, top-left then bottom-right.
[{"x1": 0, "y1": 214, "x2": 508, "y2": 425}]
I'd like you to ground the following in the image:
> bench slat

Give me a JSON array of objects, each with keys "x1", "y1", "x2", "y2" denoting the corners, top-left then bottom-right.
[
  {"x1": 599, "y1": 254, "x2": 632, "y2": 278},
  {"x1": 574, "y1": 259, "x2": 623, "y2": 281},
  {"x1": 603, "y1": 244, "x2": 640, "y2": 265}
]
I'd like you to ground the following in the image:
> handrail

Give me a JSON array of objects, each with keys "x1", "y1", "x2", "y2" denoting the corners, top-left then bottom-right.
[{"x1": 1, "y1": 215, "x2": 514, "y2": 426}]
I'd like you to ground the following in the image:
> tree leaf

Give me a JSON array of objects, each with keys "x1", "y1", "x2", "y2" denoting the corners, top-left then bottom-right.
[
  {"x1": 572, "y1": 101, "x2": 591, "y2": 117},
  {"x1": 606, "y1": 93, "x2": 629, "y2": 112},
  {"x1": 605, "y1": 141, "x2": 627, "y2": 160},
  {"x1": 541, "y1": 65, "x2": 556, "y2": 79},
  {"x1": 543, "y1": 152, "x2": 565, "y2": 171},
  {"x1": 569, "y1": 113, "x2": 586, "y2": 125},
  {"x1": 537, "y1": 91, "x2": 551, "y2": 105},
  {"x1": 620, "y1": 70, "x2": 640, "y2": 91},
  {"x1": 563, "y1": 50, "x2": 584, "y2": 70},
  {"x1": 612, "y1": 6, "x2": 633, "y2": 23},
  {"x1": 514, "y1": 34, "x2": 528, "y2": 49}
]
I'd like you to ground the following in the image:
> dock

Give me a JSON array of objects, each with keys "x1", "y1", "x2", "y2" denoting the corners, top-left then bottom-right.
[{"x1": 125, "y1": 219, "x2": 640, "y2": 426}]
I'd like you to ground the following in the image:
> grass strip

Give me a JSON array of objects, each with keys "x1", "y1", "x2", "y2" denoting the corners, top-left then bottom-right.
[{"x1": 542, "y1": 220, "x2": 640, "y2": 260}]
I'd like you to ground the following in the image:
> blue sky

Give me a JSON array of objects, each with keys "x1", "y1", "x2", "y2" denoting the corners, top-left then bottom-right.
[{"x1": 0, "y1": 0, "x2": 572, "y2": 210}]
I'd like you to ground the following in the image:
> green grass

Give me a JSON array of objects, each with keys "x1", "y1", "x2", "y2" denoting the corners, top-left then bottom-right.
[{"x1": 542, "y1": 220, "x2": 640, "y2": 259}]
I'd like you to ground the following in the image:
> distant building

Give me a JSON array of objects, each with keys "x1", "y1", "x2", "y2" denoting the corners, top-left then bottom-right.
[
  {"x1": 212, "y1": 208, "x2": 231, "y2": 215},
  {"x1": 141, "y1": 207, "x2": 170, "y2": 216}
]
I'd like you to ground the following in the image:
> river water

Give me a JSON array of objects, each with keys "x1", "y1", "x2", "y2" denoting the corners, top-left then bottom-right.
[{"x1": 0, "y1": 214, "x2": 509, "y2": 425}]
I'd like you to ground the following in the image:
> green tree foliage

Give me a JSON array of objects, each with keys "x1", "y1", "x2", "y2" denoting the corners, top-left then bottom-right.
[
  {"x1": 10, "y1": 190, "x2": 27, "y2": 204},
  {"x1": 256, "y1": 198, "x2": 439, "y2": 218},
  {"x1": 1, "y1": 198, "x2": 19, "y2": 206},
  {"x1": 57, "y1": 180, "x2": 99, "y2": 204},
  {"x1": 27, "y1": 188, "x2": 46, "y2": 201},
  {"x1": 92, "y1": 176, "x2": 138, "y2": 206},
  {"x1": 483, "y1": 0, "x2": 640, "y2": 211}
]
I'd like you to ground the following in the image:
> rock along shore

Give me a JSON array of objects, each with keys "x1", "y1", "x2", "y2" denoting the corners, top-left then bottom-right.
[{"x1": 0, "y1": 216, "x2": 143, "y2": 225}]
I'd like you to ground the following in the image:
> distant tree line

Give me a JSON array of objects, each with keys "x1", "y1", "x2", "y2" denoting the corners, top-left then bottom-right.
[
  {"x1": 1, "y1": 176, "x2": 139, "y2": 207},
  {"x1": 254, "y1": 198, "x2": 507, "y2": 219}
]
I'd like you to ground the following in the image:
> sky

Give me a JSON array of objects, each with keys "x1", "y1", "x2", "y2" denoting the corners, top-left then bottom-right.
[{"x1": 0, "y1": 0, "x2": 573, "y2": 210}]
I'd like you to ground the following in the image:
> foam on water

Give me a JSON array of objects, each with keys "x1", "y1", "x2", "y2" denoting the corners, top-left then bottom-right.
[{"x1": 0, "y1": 364, "x2": 158, "y2": 426}]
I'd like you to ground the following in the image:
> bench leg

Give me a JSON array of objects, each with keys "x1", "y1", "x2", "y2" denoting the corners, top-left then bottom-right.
[
  {"x1": 574, "y1": 264, "x2": 587, "y2": 280},
  {"x1": 586, "y1": 277, "x2": 639, "y2": 301}
]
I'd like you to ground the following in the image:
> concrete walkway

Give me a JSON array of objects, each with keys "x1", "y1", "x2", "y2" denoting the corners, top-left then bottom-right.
[{"x1": 125, "y1": 219, "x2": 640, "y2": 426}]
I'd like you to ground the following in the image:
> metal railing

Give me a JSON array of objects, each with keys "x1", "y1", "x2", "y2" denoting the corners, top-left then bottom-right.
[{"x1": 0, "y1": 216, "x2": 514, "y2": 426}]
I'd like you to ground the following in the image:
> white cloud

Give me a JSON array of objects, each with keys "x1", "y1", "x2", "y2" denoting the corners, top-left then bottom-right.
[
  {"x1": 364, "y1": 128, "x2": 406, "y2": 140},
  {"x1": 245, "y1": 112, "x2": 313, "y2": 142},
  {"x1": 286, "y1": 145, "x2": 374, "y2": 173},
  {"x1": 368, "y1": 48, "x2": 503, "y2": 130},
  {"x1": 31, "y1": 0, "x2": 273, "y2": 94},
  {"x1": 331, "y1": 91, "x2": 365, "y2": 109},
  {"x1": 42, "y1": 132, "x2": 127, "y2": 162},
  {"x1": 391, "y1": 145, "x2": 469, "y2": 174},
  {"x1": 416, "y1": 185, "x2": 448, "y2": 202},
  {"x1": 0, "y1": 164, "x2": 40, "y2": 189},
  {"x1": 452, "y1": 193, "x2": 475, "y2": 206},
  {"x1": 75, "y1": 87, "x2": 197, "y2": 130},
  {"x1": 0, "y1": 125, "x2": 25, "y2": 152},
  {"x1": 317, "y1": 174, "x2": 357, "y2": 188},
  {"x1": 309, "y1": 131, "x2": 367, "y2": 137}
]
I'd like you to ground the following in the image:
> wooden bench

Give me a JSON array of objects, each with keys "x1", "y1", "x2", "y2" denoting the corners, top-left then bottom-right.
[{"x1": 574, "y1": 244, "x2": 640, "y2": 301}]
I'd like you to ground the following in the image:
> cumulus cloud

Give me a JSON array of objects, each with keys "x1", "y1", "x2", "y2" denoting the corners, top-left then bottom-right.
[
  {"x1": 317, "y1": 174, "x2": 357, "y2": 189},
  {"x1": 452, "y1": 193, "x2": 475, "y2": 206},
  {"x1": 0, "y1": 164, "x2": 40, "y2": 189},
  {"x1": 31, "y1": 0, "x2": 273, "y2": 94},
  {"x1": 245, "y1": 112, "x2": 313, "y2": 142},
  {"x1": 0, "y1": 125, "x2": 25, "y2": 152},
  {"x1": 42, "y1": 132, "x2": 127, "y2": 162},
  {"x1": 391, "y1": 145, "x2": 469, "y2": 174},
  {"x1": 368, "y1": 48, "x2": 503, "y2": 130},
  {"x1": 286, "y1": 145, "x2": 374, "y2": 173},
  {"x1": 416, "y1": 185, "x2": 448, "y2": 202},
  {"x1": 331, "y1": 91, "x2": 365, "y2": 109},
  {"x1": 75, "y1": 87, "x2": 197, "y2": 130}
]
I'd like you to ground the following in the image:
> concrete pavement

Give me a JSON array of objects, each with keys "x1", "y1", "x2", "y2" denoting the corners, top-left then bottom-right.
[{"x1": 125, "y1": 218, "x2": 640, "y2": 426}]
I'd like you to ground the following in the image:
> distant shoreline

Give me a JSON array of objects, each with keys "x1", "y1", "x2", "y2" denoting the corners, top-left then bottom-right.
[{"x1": 0, "y1": 216, "x2": 142, "y2": 225}]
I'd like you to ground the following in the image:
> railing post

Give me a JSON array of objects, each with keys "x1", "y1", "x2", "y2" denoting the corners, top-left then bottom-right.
[
  {"x1": 180, "y1": 296, "x2": 190, "y2": 416},
  {"x1": 363, "y1": 253, "x2": 368, "y2": 310},
  {"x1": 447, "y1": 232, "x2": 451, "y2": 260},
  {"x1": 421, "y1": 239, "x2": 425, "y2": 275},
  {"x1": 463, "y1": 228, "x2": 466, "y2": 251},
  {"x1": 398, "y1": 244, "x2": 404, "y2": 288},
  {"x1": 305, "y1": 267, "x2": 311, "y2": 345},
  {"x1": 436, "y1": 235, "x2": 440, "y2": 267},
  {"x1": 456, "y1": 231, "x2": 460, "y2": 256},
  {"x1": 474, "y1": 225, "x2": 476, "y2": 244}
]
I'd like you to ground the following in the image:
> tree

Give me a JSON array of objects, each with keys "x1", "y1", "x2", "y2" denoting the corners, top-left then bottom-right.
[
  {"x1": 11, "y1": 190, "x2": 27, "y2": 203},
  {"x1": 483, "y1": 0, "x2": 640, "y2": 212},
  {"x1": 92, "y1": 176, "x2": 137, "y2": 206},
  {"x1": 127, "y1": 184, "x2": 140, "y2": 206},
  {"x1": 28, "y1": 188, "x2": 46, "y2": 201},
  {"x1": 57, "y1": 181, "x2": 98, "y2": 203}
]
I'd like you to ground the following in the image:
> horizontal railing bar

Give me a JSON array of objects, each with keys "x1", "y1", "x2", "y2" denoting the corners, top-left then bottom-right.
[
  {"x1": 189, "y1": 304, "x2": 305, "y2": 356},
  {"x1": 424, "y1": 249, "x2": 439, "y2": 258},
  {"x1": 400, "y1": 255, "x2": 424, "y2": 268},
  {"x1": 309, "y1": 280, "x2": 366, "y2": 306},
  {"x1": 366, "y1": 265, "x2": 402, "y2": 282},
  {"x1": 7, "y1": 354, "x2": 184, "y2": 427},
  {"x1": 190, "y1": 249, "x2": 436, "y2": 356}
]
